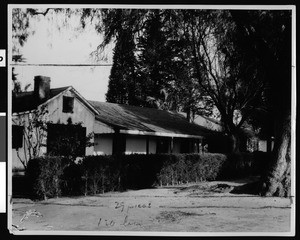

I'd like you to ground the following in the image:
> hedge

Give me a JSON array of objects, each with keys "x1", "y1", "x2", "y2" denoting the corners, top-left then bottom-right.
[
  {"x1": 26, "y1": 156, "x2": 66, "y2": 200},
  {"x1": 157, "y1": 153, "x2": 227, "y2": 186},
  {"x1": 218, "y1": 151, "x2": 271, "y2": 179},
  {"x1": 81, "y1": 155, "x2": 122, "y2": 195},
  {"x1": 26, "y1": 156, "x2": 83, "y2": 200},
  {"x1": 25, "y1": 152, "x2": 270, "y2": 200}
]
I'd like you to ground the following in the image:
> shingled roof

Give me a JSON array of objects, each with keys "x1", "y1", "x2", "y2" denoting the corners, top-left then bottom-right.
[
  {"x1": 12, "y1": 87, "x2": 70, "y2": 113},
  {"x1": 89, "y1": 101, "x2": 218, "y2": 137}
]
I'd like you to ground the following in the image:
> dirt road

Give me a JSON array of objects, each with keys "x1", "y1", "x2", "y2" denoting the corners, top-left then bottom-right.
[{"x1": 10, "y1": 180, "x2": 293, "y2": 235}]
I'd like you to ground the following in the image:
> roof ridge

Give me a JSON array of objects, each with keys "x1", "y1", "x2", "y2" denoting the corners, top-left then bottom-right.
[
  {"x1": 88, "y1": 100, "x2": 182, "y2": 114},
  {"x1": 14, "y1": 86, "x2": 72, "y2": 95}
]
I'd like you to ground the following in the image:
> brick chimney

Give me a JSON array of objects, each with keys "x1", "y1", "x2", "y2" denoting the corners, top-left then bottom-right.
[{"x1": 34, "y1": 76, "x2": 51, "y2": 103}]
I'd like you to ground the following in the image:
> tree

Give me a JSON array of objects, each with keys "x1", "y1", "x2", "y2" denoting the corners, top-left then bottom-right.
[
  {"x1": 12, "y1": 105, "x2": 49, "y2": 170},
  {"x1": 47, "y1": 122, "x2": 94, "y2": 160},
  {"x1": 230, "y1": 10, "x2": 292, "y2": 197},
  {"x1": 100, "y1": 9, "x2": 147, "y2": 106},
  {"x1": 12, "y1": 67, "x2": 21, "y2": 95},
  {"x1": 167, "y1": 10, "x2": 267, "y2": 152},
  {"x1": 106, "y1": 29, "x2": 139, "y2": 105},
  {"x1": 137, "y1": 10, "x2": 171, "y2": 106},
  {"x1": 100, "y1": 9, "x2": 211, "y2": 115}
]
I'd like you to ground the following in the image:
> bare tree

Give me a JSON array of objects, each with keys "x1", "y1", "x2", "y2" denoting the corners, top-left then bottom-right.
[{"x1": 13, "y1": 105, "x2": 49, "y2": 170}]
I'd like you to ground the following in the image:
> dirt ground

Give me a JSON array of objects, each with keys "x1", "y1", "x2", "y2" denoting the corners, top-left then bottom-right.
[{"x1": 10, "y1": 178, "x2": 293, "y2": 235}]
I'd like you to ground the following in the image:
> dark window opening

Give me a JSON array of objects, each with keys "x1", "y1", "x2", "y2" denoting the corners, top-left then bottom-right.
[
  {"x1": 180, "y1": 139, "x2": 190, "y2": 153},
  {"x1": 63, "y1": 96, "x2": 74, "y2": 113},
  {"x1": 47, "y1": 123, "x2": 86, "y2": 156},
  {"x1": 157, "y1": 138, "x2": 169, "y2": 153},
  {"x1": 112, "y1": 133, "x2": 126, "y2": 154},
  {"x1": 12, "y1": 125, "x2": 23, "y2": 149}
]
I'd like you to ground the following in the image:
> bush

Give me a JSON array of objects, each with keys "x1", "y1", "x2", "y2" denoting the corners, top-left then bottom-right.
[
  {"x1": 217, "y1": 151, "x2": 272, "y2": 180},
  {"x1": 61, "y1": 161, "x2": 83, "y2": 196},
  {"x1": 121, "y1": 154, "x2": 166, "y2": 189},
  {"x1": 157, "y1": 153, "x2": 227, "y2": 186},
  {"x1": 252, "y1": 151, "x2": 272, "y2": 177},
  {"x1": 26, "y1": 156, "x2": 67, "y2": 200},
  {"x1": 81, "y1": 155, "x2": 121, "y2": 195}
]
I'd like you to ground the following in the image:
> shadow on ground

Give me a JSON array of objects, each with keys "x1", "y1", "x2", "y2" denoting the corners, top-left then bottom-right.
[{"x1": 230, "y1": 181, "x2": 263, "y2": 195}]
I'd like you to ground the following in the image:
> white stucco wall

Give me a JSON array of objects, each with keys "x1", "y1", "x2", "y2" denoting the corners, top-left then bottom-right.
[
  {"x1": 148, "y1": 137, "x2": 157, "y2": 154},
  {"x1": 126, "y1": 135, "x2": 147, "y2": 154},
  {"x1": 94, "y1": 135, "x2": 113, "y2": 155},
  {"x1": 258, "y1": 140, "x2": 267, "y2": 152},
  {"x1": 94, "y1": 121, "x2": 114, "y2": 134},
  {"x1": 258, "y1": 140, "x2": 274, "y2": 152}
]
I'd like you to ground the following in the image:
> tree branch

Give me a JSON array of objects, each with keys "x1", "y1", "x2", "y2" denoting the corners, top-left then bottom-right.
[{"x1": 28, "y1": 8, "x2": 53, "y2": 16}]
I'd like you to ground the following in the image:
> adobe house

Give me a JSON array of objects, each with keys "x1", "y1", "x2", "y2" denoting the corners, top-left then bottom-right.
[{"x1": 12, "y1": 76, "x2": 220, "y2": 171}]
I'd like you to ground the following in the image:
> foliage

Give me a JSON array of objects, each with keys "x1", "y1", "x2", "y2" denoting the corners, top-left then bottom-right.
[
  {"x1": 218, "y1": 151, "x2": 271, "y2": 180},
  {"x1": 105, "y1": 29, "x2": 140, "y2": 105},
  {"x1": 80, "y1": 155, "x2": 121, "y2": 195},
  {"x1": 229, "y1": 10, "x2": 292, "y2": 196},
  {"x1": 47, "y1": 122, "x2": 94, "y2": 160},
  {"x1": 12, "y1": 67, "x2": 21, "y2": 95},
  {"x1": 26, "y1": 156, "x2": 67, "y2": 200},
  {"x1": 100, "y1": 9, "x2": 213, "y2": 117},
  {"x1": 60, "y1": 161, "x2": 83, "y2": 196},
  {"x1": 157, "y1": 153, "x2": 227, "y2": 186},
  {"x1": 12, "y1": 55, "x2": 29, "y2": 95},
  {"x1": 98, "y1": 9, "x2": 274, "y2": 145}
]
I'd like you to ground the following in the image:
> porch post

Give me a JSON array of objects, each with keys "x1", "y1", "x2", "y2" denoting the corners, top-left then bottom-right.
[
  {"x1": 170, "y1": 137, "x2": 174, "y2": 153},
  {"x1": 146, "y1": 135, "x2": 149, "y2": 154},
  {"x1": 113, "y1": 128, "x2": 126, "y2": 154},
  {"x1": 112, "y1": 129, "x2": 119, "y2": 154},
  {"x1": 267, "y1": 137, "x2": 272, "y2": 153}
]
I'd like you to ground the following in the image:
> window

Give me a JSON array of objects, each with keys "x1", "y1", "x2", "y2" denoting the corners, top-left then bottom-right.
[
  {"x1": 12, "y1": 125, "x2": 23, "y2": 149},
  {"x1": 180, "y1": 139, "x2": 190, "y2": 153},
  {"x1": 156, "y1": 138, "x2": 170, "y2": 153},
  {"x1": 62, "y1": 96, "x2": 74, "y2": 113}
]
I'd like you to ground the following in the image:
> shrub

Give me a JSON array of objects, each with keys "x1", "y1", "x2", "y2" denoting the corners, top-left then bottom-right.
[
  {"x1": 157, "y1": 153, "x2": 227, "y2": 186},
  {"x1": 60, "y1": 161, "x2": 83, "y2": 196},
  {"x1": 26, "y1": 156, "x2": 68, "y2": 200},
  {"x1": 121, "y1": 154, "x2": 166, "y2": 189},
  {"x1": 217, "y1": 151, "x2": 272, "y2": 180},
  {"x1": 81, "y1": 155, "x2": 121, "y2": 195},
  {"x1": 252, "y1": 151, "x2": 272, "y2": 177}
]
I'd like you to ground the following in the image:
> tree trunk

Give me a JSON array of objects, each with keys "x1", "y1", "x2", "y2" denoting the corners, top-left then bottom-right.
[
  {"x1": 229, "y1": 133, "x2": 240, "y2": 153},
  {"x1": 186, "y1": 107, "x2": 191, "y2": 123},
  {"x1": 261, "y1": 110, "x2": 291, "y2": 197}
]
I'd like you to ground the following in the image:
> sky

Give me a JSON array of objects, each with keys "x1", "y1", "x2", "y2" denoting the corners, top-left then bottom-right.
[{"x1": 12, "y1": 9, "x2": 114, "y2": 102}]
